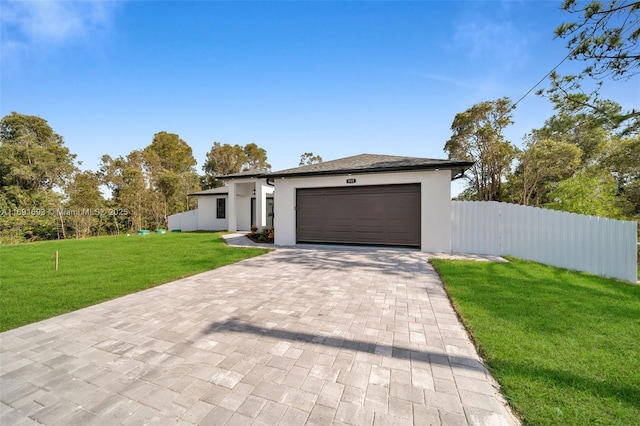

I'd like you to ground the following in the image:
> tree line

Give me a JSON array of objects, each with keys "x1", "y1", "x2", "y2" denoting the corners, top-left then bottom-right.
[
  {"x1": 445, "y1": 96, "x2": 639, "y2": 221},
  {"x1": 0, "y1": 114, "x2": 278, "y2": 243}
]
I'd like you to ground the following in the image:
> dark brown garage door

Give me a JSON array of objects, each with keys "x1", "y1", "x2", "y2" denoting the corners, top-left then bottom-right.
[{"x1": 296, "y1": 184, "x2": 420, "y2": 247}]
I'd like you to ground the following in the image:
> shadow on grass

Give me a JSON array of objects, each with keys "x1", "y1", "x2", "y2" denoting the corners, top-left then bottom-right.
[
  {"x1": 433, "y1": 258, "x2": 640, "y2": 335},
  {"x1": 493, "y1": 358, "x2": 640, "y2": 415},
  {"x1": 204, "y1": 317, "x2": 485, "y2": 372}
]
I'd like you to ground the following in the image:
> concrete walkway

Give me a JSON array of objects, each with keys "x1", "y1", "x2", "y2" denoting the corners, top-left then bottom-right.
[{"x1": 1, "y1": 244, "x2": 518, "y2": 425}]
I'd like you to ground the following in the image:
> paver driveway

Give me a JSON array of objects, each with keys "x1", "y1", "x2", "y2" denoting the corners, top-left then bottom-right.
[{"x1": 1, "y1": 247, "x2": 518, "y2": 425}]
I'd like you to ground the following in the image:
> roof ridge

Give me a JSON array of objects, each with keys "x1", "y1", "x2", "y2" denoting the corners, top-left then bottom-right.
[{"x1": 264, "y1": 153, "x2": 473, "y2": 180}]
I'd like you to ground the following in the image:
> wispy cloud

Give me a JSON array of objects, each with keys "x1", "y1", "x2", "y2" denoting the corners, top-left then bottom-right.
[
  {"x1": 417, "y1": 73, "x2": 486, "y2": 91},
  {"x1": 451, "y1": 5, "x2": 531, "y2": 72},
  {"x1": 1, "y1": 0, "x2": 122, "y2": 62},
  {"x1": 424, "y1": 72, "x2": 505, "y2": 102}
]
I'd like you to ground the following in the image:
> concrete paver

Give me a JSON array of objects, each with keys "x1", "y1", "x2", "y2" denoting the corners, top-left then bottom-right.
[{"x1": 1, "y1": 243, "x2": 518, "y2": 425}]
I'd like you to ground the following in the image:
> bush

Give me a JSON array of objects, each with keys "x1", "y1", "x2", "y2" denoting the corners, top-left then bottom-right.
[{"x1": 248, "y1": 226, "x2": 274, "y2": 244}]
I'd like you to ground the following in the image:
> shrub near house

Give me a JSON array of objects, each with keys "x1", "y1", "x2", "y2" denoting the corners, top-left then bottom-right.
[{"x1": 248, "y1": 226, "x2": 274, "y2": 244}]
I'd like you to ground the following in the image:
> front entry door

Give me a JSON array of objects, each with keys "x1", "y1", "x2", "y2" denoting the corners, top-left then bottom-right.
[{"x1": 251, "y1": 197, "x2": 274, "y2": 228}]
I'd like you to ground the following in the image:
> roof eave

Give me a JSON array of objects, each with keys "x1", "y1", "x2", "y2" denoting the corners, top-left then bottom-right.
[
  {"x1": 215, "y1": 175, "x2": 262, "y2": 180},
  {"x1": 188, "y1": 191, "x2": 229, "y2": 197},
  {"x1": 264, "y1": 162, "x2": 475, "y2": 180}
]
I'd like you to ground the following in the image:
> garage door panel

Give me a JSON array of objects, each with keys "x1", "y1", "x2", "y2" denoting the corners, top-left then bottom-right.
[
  {"x1": 296, "y1": 184, "x2": 420, "y2": 247},
  {"x1": 354, "y1": 219, "x2": 383, "y2": 228},
  {"x1": 323, "y1": 229, "x2": 352, "y2": 241},
  {"x1": 326, "y1": 206, "x2": 350, "y2": 217}
]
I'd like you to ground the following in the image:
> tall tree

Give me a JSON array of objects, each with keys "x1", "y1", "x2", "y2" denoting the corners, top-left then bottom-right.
[
  {"x1": 444, "y1": 98, "x2": 516, "y2": 201},
  {"x1": 511, "y1": 136, "x2": 583, "y2": 206},
  {"x1": 556, "y1": 0, "x2": 639, "y2": 80},
  {"x1": 539, "y1": 72, "x2": 639, "y2": 136},
  {"x1": 600, "y1": 135, "x2": 640, "y2": 217},
  {"x1": 144, "y1": 131, "x2": 197, "y2": 173},
  {"x1": 243, "y1": 143, "x2": 271, "y2": 171},
  {"x1": 545, "y1": 169, "x2": 623, "y2": 218},
  {"x1": 202, "y1": 142, "x2": 271, "y2": 188},
  {"x1": 0, "y1": 112, "x2": 76, "y2": 242},
  {"x1": 532, "y1": 96, "x2": 617, "y2": 164},
  {"x1": 202, "y1": 143, "x2": 245, "y2": 185},
  {"x1": 299, "y1": 152, "x2": 323, "y2": 166},
  {"x1": 507, "y1": 97, "x2": 639, "y2": 220},
  {"x1": 143, "y1": 131, "x2": 200, "y2": 221},
  {"x1": 99, "y1": 151, "x2": 150, "y2": 232},
  {"x1": 538, "y1": 1, "x2": 640, "y2": 134},
  {"x1": 100, "y1": 132, "x2": 201, "y2": 231},
  {"x1": 0, "y1": 112, "x2": 76, "y2": 193},
  {"x1": 64, "y1": 170, "x2": 105, "y2": 238}
]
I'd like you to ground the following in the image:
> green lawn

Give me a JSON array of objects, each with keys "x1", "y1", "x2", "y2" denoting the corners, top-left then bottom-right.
[
  {"x1": 0, "y1": 232, "x2": 269, "y2": 332},
  {"x1": 431, "y1": 258, "x2": 640, "y2": 425}
]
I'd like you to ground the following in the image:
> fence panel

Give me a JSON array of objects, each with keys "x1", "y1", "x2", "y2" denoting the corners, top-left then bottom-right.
[
  {"x1": 168, "y1": 210, "x2": 199, "y2": 232},
  {"x1": 451, "y1": 201, "x2": 638, "y2": 283}
]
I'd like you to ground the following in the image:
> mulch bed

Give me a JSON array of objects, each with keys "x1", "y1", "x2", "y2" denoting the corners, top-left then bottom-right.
[{"x1": 246, "y1": 233, "x2": 274, "y2": 244}]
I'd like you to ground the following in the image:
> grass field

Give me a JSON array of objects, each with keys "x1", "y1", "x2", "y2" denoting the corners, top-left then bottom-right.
[
  {"x1": 0, "y1": 232, "x2": 269, "y2": 332},
  {"x1": 431, "y1": 258, "x2": 640, "y2": 425}
]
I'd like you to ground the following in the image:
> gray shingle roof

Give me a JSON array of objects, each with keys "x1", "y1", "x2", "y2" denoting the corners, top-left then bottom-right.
[
  {"x1": 265, "y1": 154, "x2": 473, "y2": 179},
  {"x1": 189, "y1": 186, "x2": 228, "y2": 196},
  {"x1": 218, "y1": 169, "x2": 266, "y2": 179}
]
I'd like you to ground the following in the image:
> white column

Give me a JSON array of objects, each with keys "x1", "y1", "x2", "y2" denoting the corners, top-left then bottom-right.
[
  {"x1": 228, "y1": 182, "x2": 237, "y2": 232},
  {"x1": 273, "y1": 178, "x2": 295, "y2": 246},
  {"x1": 255, "y1": 181, "x2": 267, "y2": 231},
  {"x1": 422, "y1": 170, "x2": 452, "y2": 253}
]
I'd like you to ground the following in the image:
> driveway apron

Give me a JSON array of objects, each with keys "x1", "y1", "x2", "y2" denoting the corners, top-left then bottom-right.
[{"x1": 1, "y1": 247, "x2": 519, "y2": 425}]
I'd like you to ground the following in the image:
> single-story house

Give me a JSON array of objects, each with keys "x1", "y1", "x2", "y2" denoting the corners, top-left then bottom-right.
[{"x1": 168, "y1": 153, "x2": 473, "y2": 252}]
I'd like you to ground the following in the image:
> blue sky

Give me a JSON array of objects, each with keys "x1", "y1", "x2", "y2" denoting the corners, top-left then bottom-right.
[{"x1": 1, "y1": 0, "x2": 637, "y2": 195}]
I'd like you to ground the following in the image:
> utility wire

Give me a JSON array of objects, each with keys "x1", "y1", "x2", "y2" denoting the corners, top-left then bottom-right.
[
  {"x1": 512, "y1": 20, "x2": 638, "y2": 109},
  {"x1": 511, "y1": 49, "x2": 574, "y2": 109}
]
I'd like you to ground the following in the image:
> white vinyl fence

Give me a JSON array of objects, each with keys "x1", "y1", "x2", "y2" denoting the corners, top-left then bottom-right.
[
  {"x1": 168, "y1": 209, "x2": 198, "y2": 232},
  {"x1": 452, "y1": 201, "x2": 638, "y2": 283}
]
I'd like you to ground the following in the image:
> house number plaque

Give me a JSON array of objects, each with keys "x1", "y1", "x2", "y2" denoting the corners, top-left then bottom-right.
[{"x1": 346, "y1": 178, "x2": 356, "y2": 184}]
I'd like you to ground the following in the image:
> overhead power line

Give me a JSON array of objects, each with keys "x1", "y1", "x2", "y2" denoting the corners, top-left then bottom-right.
[
  {"x1": 511, "y1": 49, "x2": 575, "y2": 110},
  {"x1": 512, "y1": 20, "x2": 639, "y2": 110}
]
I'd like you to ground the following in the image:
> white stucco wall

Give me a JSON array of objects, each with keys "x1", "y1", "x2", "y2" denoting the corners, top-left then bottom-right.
[
  {"x1": 273, "y1": 170, "x2": 453, "y2": 252},
  {"x1": 196, "y1": 196, "x2": 229, "y2": 231}
]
